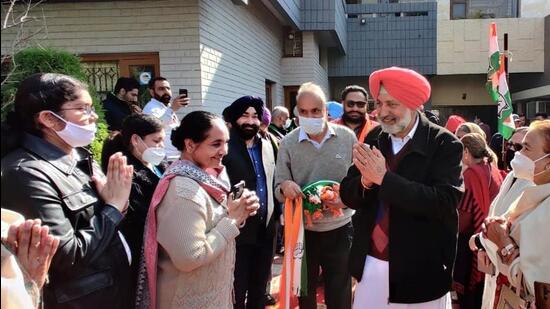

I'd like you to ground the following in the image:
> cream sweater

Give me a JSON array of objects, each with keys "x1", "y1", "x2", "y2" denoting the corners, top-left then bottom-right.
[{"x1": 156, "y1": 176, "x2": 240, "y2": 309}]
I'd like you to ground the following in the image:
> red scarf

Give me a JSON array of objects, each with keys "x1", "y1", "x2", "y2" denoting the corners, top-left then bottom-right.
[
  {"x1": 464, "y1": 162, "x2": 502, "y2": 218},
  {"x1": 462, "y1": 162, "x2": 503, "y2": 290}
]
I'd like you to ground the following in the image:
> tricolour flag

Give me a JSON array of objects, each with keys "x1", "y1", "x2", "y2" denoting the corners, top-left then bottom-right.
[
  {"x1": 280, "y1": 198, "x2": 307, "y2": 309},
  {"x1": 487, "y1": 22, "x2": 515, "y2": 139}
]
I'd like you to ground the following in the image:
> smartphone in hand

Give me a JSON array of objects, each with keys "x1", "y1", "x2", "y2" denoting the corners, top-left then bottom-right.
[
  {"x1": 179, "y1": 88, "x2": 188, "y2": 98},
  {"x1": 231, "y1": 181, "x2": 245, "y2": 200}
]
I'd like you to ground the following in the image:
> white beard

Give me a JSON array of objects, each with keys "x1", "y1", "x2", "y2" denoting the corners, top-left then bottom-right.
[{"x1": 378, "y1": 110, "x2": 413, "y2": 135}]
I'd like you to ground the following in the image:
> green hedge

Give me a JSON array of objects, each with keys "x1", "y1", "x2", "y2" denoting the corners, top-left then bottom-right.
[{"x1": 1, "y1": 47, "x2": 108, "y2": 161}]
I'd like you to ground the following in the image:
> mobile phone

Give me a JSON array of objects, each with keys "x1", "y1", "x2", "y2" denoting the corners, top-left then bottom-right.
[
  {"x1": 179, "y1": 89, "x2": 188, "y2": 98},
  {"x1": 231, "y1": 181, "x2": 245, "y2": 200}
]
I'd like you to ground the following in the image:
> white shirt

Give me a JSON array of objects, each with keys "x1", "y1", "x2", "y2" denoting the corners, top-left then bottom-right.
[
  {"x1": 298, "y1": 124, "x2": 336, "y2": 150},
  {"x1": 389, "y1": 115, "x2": 419, "y2": 154},
  {"x1": 143, "y1": 98, "x2": 180, "y2": 160}
]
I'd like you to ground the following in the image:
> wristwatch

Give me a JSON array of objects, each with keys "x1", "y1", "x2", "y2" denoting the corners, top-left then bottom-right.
[{"x1": 500, "y1": 243, "x2": 517, "y2": 257}]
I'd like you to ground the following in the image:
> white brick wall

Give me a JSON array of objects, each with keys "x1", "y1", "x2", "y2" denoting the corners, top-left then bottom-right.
[
  {"x1": 1, "y1": 0, "x2": 202, "y2": 114},
  {"x1": 197, "y1": 0, "x2": 284, "y2": 114},
  {"x1": 281, "y1": 32, "x2": 330, "y2": 96},
  {"x1": 1, "y1": 0, "x2": 330, "y2": 115}
]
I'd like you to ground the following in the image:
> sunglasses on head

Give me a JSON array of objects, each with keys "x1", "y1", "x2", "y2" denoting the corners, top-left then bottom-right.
[{"x1": 345, "y1": 100, "x2": 367, "y2": 108}]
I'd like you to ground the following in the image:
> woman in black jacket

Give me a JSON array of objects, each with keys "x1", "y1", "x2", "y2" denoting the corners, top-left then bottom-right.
[
  {"x1": 1, "y1": 73, "x2": 134, "y2": 309},
  {"x1": 101, "y1": 113, "x2": 167, "y2": 293}
]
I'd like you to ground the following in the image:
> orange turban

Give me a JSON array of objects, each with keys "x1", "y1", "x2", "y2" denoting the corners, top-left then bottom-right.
[{"x1": 369, "y1": 67, "x2": 431, "y2": 110}]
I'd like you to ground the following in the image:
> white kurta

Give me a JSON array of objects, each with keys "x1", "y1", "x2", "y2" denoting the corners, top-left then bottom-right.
[{"x1": 353, "y1": 255, "x2": 451, "y2": 309}]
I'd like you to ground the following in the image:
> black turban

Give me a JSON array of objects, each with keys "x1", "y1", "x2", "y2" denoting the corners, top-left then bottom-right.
[{"x1": 223, "y1": 96, "x2": 264, "y2": 125}]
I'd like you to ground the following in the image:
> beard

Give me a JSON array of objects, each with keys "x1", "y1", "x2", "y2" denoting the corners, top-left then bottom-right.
[
  {"x1": 342, "y1": 111, "x2": 365, "y2": 125},
  {"x1": 154, "y1": 92, "x2": 171, "y2": 104},
  {"x1": 377, "y1": 110, "x2": 412, "y2": 135},
  {"x1": 236, "y1": 123, "x2": 259, "y2": 140}
]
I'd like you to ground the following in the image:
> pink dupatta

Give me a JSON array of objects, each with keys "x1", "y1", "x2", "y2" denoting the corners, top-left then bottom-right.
[{"x1": 135, "y1": 160, "x2": 230, "y2": 309}]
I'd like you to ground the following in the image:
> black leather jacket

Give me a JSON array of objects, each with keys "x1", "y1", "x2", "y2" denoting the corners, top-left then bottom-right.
[{"x1": 1, "y1": 133, "x2": 132, "y2": 309}]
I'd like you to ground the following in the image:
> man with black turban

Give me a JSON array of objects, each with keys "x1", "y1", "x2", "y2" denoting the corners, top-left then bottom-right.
[{"x1": 221, "y1": 96, "x2": 279, "y2": 309}]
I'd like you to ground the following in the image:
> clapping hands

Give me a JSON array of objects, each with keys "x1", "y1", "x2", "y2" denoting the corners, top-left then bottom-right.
[
  {"x1": 352, "y1": 143, "x2": 387, "y2": 186},
  {"x1": 4, "y1": 219, "x2": 60, "y2": 289},
  {"x1": 92, "y1": 152, "x2": 133, "y2": 213}
]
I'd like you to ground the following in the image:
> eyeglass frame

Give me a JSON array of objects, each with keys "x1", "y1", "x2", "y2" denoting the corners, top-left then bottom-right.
[
  {"x1": 58, "y1": 105, "x2": 97, "y2": 116},
  {"x1": 507, "y1": 142, "x2": 523, "y2": 151}
]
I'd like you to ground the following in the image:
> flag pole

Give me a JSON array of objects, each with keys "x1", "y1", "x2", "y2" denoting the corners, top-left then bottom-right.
[{"x1": 502, "y1": 33, "x2": 509, "y2": 170}]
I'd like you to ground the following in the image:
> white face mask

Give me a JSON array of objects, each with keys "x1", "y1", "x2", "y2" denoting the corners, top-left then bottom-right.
[
  {"x1": 139, "y1": 138, "x2": 165, "y2": 166},
  {"x1": 284, "y1": 118, "x2": 292, "y2": 129},
  {"x1": 299, "y1": 116, "x2": 325, "y2": 135},
  {"x1": 510, "y1": 151, "x2": 549, "y2": 181},
  {"x1": 51, "y1": 112, "x2": 97, "y2": 147}
]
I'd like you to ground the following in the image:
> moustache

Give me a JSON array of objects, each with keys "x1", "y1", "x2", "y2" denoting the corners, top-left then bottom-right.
[
  {"x1": 241, "y1": 124, "x2": 259, "y2": 130},
  {"x1": 378, "y1": 114, "x2": 397, "y2": 122}
]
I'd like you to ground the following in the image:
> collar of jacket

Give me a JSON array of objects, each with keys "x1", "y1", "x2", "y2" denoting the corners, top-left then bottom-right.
[
  {"x1": 21, "y1": 133, "x2": 89, "y2": 175},
  {"x1": 106, "y1": 92, "x2": 131, "y2": 107},
  {"x1": 376, "y1": 112, "x2": 431, "y2": 157}
]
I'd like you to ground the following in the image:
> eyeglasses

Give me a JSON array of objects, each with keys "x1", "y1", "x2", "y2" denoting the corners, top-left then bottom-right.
[
  {"x1": 345, "y1": 100, "x2": 367, "y2": 108},
  {"x1": 59, "y1": 106, "x2": 96, "y2": 116},
  {"x1": 508, "y1": 142, "x2": 523, "y2": 151}
]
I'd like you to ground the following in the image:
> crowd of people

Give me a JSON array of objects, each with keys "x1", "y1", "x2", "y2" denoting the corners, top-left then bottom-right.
[{"x1": 1, "y1": 68, "x2": 548, "y2": 309}]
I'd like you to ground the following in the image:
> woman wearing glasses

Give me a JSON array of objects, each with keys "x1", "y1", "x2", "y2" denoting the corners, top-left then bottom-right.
[{"x1": 1, "y1": 73, "x2": 135, "y2": 308}]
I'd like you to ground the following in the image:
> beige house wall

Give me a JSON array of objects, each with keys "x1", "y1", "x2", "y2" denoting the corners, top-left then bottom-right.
[
  {"x1": 430, "y1": 74, "x2": 493, "y2": 106},
  {"x1": 197, "y1": 0, "x2": 285, "y2": 113},
  {"x1": 436, "y1": 0, "x2": 546, "y2": 75},
  {"x1": 281, "y1": 32, "x2": 330, "y2": 96}
]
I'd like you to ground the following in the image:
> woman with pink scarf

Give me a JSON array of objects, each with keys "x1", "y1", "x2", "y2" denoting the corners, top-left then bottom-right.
[{"x1": 136, "y1": 111, "x2": 260, "y2": 309}]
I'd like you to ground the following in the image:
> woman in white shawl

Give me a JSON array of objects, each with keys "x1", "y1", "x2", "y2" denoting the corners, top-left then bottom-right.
[{"x1": 476, "y1": 120, "x2": 550, "y2": 308}]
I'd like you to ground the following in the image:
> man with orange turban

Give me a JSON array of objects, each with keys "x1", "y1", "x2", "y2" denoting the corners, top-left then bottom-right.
[{"x1": 340, "y1": 67, "x2": 464, "y2": 308}]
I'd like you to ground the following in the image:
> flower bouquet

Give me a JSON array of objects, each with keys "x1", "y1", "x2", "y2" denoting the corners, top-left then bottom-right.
[{"x1": 301, "y1": 180, "x2": 343, "y2": 227}]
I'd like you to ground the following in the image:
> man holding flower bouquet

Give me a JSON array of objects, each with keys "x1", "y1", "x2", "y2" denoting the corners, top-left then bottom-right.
[{"x1": 274, "y1": 82, "x2": 357, "y2": 309}]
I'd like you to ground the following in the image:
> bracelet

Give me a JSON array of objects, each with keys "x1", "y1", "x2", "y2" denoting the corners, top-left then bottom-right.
[
  {"x1": 229, "y1": 218, "x2": 246, "y2": 228},
  {"x1": 499, "y1": 241, "x2": 518, "y2": 257}
]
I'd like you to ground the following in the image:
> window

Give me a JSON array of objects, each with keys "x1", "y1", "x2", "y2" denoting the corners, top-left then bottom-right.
[
  {"x1": 451, "y1": 0, "x2": 467, "y2": 19},
  {"x1": 451, "y1": 0, "x2": 519, "y2": 19},
  {"x1": 283, "y1": 27, "x2": 303, "y2": 58},
  {"x1": 80, "y1": 52, "x2": 160, "y2": 104}
]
